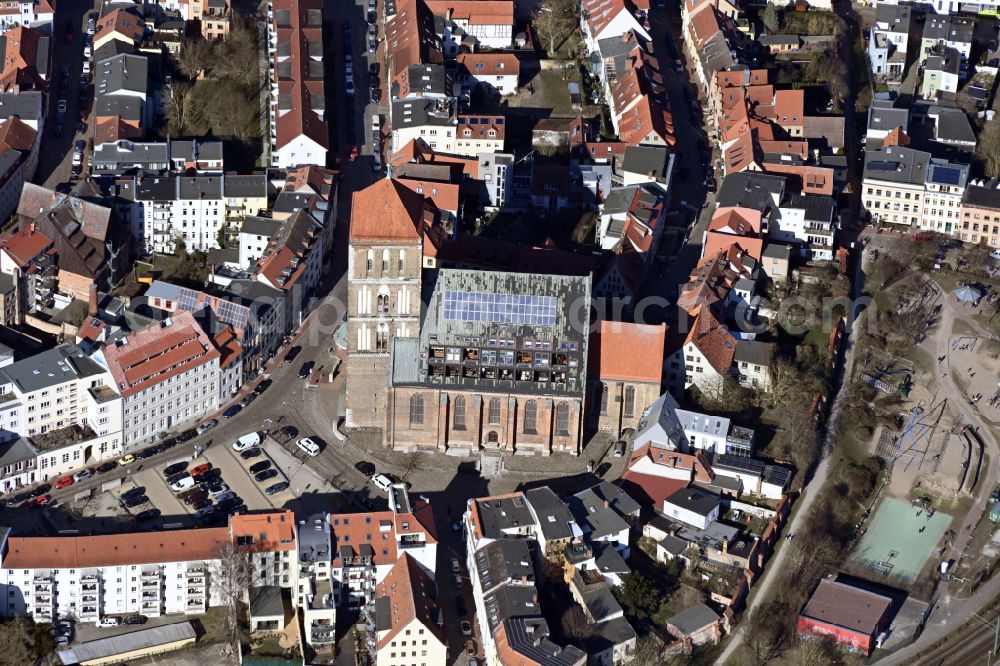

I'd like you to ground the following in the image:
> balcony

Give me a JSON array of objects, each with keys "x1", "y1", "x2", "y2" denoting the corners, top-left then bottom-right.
[
  {"x1": 141, "y1": 578, "x2": 160, "y2": 588},
  {"x1": 32, "y1": 576, "x2": 50, "y2": 584},
  {"x1": 187, "y1": 577, "x2": 204, "y2": 586},
  {"x1": 79, "y1": 606, "x2": 98, "y2": 618},
  {"x1": 81, "y1": 594, "x2": 98, "y2": 603},
  {"x1": 185, "y1": 567, "x2": 205, "y2": 577},
  {"x1": 81, "y1": 583, "x2": 98, "y2": 592},
  {"x1": 310, "y1": 622, "x2": 336, "y2": 644},
  {"x1": 35, "y1": 595, "x2": 52, "y2": 605}
]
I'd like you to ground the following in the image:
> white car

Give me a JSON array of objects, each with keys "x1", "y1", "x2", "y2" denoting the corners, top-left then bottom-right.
[
  {"x1": 450, "y1": 558, "x2": 460, "y2": 573},
  {"x1": 96, "y1": 617, "x2": 118, "y2": 628},
  {"x1": 296, "y1": 437, "x2": 320, "y2": 457},
  {"x1": 371, "y1": 473, "x2": 393, "y2": 493},
  {"x1": 232, "y1": 432, "x2": 261, "y2": 452},
  {"x1": 87, "y1": 20, "x2": 96, "y2": 35},
  {"x1": 82, "y1": 61, "x2": 90, "y2": 75},
  {"x1": 72, "y1": 152, "x2": 82, "y2": 166},
  {"x1": 345, "y1": 78, "x2": 355, "y2": 95},
  {"x1": 84, "y1": 45, "x2": 92, "y2": 59},
  {"x1": 170, "y1": 476, "x2": 196, "y2": 492}
]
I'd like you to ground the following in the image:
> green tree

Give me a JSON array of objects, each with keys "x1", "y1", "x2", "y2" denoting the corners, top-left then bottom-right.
[
  {"x1": 614, "y1": 573, "x2": 660, "y2": 621},
  {"x1": 762, "y1": 3, "x2": 781, "y2": 33}
]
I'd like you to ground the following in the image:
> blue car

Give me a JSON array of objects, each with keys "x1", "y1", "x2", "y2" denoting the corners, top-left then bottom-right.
[{"x1": 222, "y1": 404, "x2": 242, "y2": 419}]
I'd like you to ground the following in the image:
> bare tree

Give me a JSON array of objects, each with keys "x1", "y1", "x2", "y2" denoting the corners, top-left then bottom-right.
[
  {"x1": 532, "y1": 0, "x2": 577, "y2": 55},
  {"x1": 743, "y1": 600, "x2": 792, "y2": 665},
  {"x1": 977, "y1": 119, "x2": 1000, "y2": 179},
  {"x1": 398, "y1": 451, "x2": 422, "y2": 483},
  {"x1": 212, "y1": 542, "x2": 256, "y2": 656},
  {"x1": 766, "y1": 359, "x2": 819, "y2": 409},
  {"x1": 178, "y1": 38, "x2": 214, "y2": 80},
  {"x1": 0, "y1": 616, "x2": 39, "y2": 665},
  {"x1": 560, "y1": 604, "x2": 595, "y2": 639}
]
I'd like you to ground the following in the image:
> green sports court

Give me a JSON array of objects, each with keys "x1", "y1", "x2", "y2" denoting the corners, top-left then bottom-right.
[{"x1": 850, "y1": 497, "x2": 952, "y2": 583}]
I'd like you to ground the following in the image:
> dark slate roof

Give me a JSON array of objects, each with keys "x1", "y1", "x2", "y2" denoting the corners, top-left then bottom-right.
[
  {"x1": 963, "y1": 181, "x2": 1000, "y2": 210},
  {"x1": 96, "y1": 53, "x2": 147, "y2": 96},
  {"x1": 95, "y1": 94, "x2": 142, "y2": 121},
  {"x1": 733, "y1": 339, "x2": 773, "y2": 367},
  {"x1": 667, "y1": 603, "x2": 720, "y2": 635},
  {"x1": 922, "y1": 15, "x2": 973, "y2": 44},
  {"x1": 249, "y1": 585, "x2": 284, "y2": 618},
  {"x1": 863, "y1": 146, "x2": 930, "y2": 186},
  {"x1": 241, "y1": 216, "x2": 281, "y2": 237},
  {"x1": 934, "y1": 107, "x2": 976, "y2": 144},
  {"x1": 224, "y1": 174, "x2": 267, "y2": 197},
  {"x1": 714, "y1": 453, "x2": 791, "y2": 487},
  {"x1": 663, "y1": 487, "x2": 720, "y2": 517},
  {"x1": 0, "y1": 91, "x2": 42, "y2": 121},
  {"x1": 784, "y1": 193, "x2": 834, "y2": 222},
  {"x1": 621, "y1": 145, "x2": 669, "y2": 179},
  {"x1": 524, "y1": 487, "x2": 576, "y2": 541},
  {"x1": 178, "y1": 175, "x2": 223, "y2": 199},
  {"x1": 1, "y1": 343, "x2": 106, "y2": 394},
  {"x1": 475, "y1": 495, "x2": 535, "y2": 538},
  {"x1": 716, "y1": 172, "x2": 786, "y2": 210}
]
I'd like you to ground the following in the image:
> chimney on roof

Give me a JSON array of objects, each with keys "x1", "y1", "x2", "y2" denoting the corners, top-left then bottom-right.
[
  {"x1": 722, "y1": 538, "x2": 729, "y2": 554},
  {"x1": 28, "y1": 222, "x2": 35, "y2": 235},
  {"x1": 88, "y1": 283, "x2": 98, "y2": 317},
  {"x1": 603, "y1": 499, "x2": 610, "y2": 509}
]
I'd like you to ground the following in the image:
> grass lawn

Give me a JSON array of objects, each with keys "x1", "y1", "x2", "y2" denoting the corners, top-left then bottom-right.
[
  {"x1": 194, "y1": 606, "x2": 228, "y2": 644},
  {"x1": 537, "y1": 67, "x2": 580, "y2": 116}
]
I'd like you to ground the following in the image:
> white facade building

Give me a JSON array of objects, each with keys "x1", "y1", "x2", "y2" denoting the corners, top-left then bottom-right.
[
  {"x1": 0, "y1": 0, "x2": 55, "y2": 32},
  {"x1": 98, "y1": 311, "x2": 221, "y2": 449}
]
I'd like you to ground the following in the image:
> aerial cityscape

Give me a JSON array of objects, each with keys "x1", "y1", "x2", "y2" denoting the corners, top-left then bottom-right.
[{"x1": 0, "y1": 0, "x2": 994, "y2": 664}]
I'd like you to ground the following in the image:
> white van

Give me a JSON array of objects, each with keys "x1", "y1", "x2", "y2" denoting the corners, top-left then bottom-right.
[
  {"x1": 232, "y1": 432, "x2": 261, "y2": 452},
  {"x1": 296, "y1": 437, "x2": 320, "y2": 457},
  {"x1": 371, "y1": 474, "x2": 393, "y2": 493}
]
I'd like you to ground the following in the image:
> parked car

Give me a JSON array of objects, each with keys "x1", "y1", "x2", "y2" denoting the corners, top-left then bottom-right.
[
  {"x1": 298, "y1": 361, "x2": 315, "y2": 379},
  {"x1": 120, "y1": 487, "x2": 146, "y2": 502},
  {"x1": 135, "y1": 447, "x2": 157, "y2": 460},
  {"x1": 355, "y1": 460, "x2": 376, "y2": 476},
  {"x1": 265, "y1": 481, "x2": 289, "y2": 495},
  {"x1": 166, "y1": 472, "x2": 190, "y2": 486},
  {"x1": 26, "y1": 495, "x2": 50, "y2": 507},
  {"x1": 254, "y1": 468, "x2": 279, "y2": 483},
  {"x1": 253, "y1": 378, "x2": 272, "y2": 395},
  {"x1": 30, "y1": 484, "x2": 51, "y2": 497},
  {"x1": 249, "y1": 460, "x2": 272, "y2": 474},
  {"x1": 135, "y1": 508, "x2": 160, "y2": 521},
  {"x1": 73, "y1": 468, "x2": 95, "y2": 482},
  {"x1": 613, "y1": 439, "x2": 627, "y2": 456},
  {"x1": 54, "y1": 476, "x2": 74, "y2": 489},
  {"x1": 296, "y1": 437, "x2": 320, "y2": 457},
  {"x1": 240, "y1": 393, "x2": 256, "y2": 408},
  {"x1": 240, "y1": 447, "x2": 262, "y2": 460},
  {"x1": 192, "y1": 498, "x2": 212, "y2": 511},
  {"x1": 345, "y1": 78, "x2": 355, "y2": 95},
  {"x1": 208, "y1": 483, "x2": 231, "y2": 498},
  {"x1": 183, "y1": 489, "x2": 208, "y2": 506},
  {"x1": 96, "y1": 462, "x2": 117, "y2": 474},
  {"x1": 466, "y1": 639, "x2": 476, "y2": 656},
  {"x1": 222, "y1": 404, "x2": 242, "y2": 419},
  {"x1": 369, "y1": 62, "x2": 379, "y2": 78},
  {"x1": 280, "y1": 425, "x2": 299, "y2": 439},
  {"x1": 96, "y1": 617, "x2": 119, "y2": 628},
  {"x1": 191, "y1": 463, "x2": 212, "y2": 477},
  {"x1": 82, "y1": 61, "x2": 90, "y2": 75},
  {"x1": 164, "y1": 462, "x2": 187, "y2": 477},
  {"x1": 370, "y1": 87, "x2": 381, "y2": 103},
  {"x1": 123, "y1": 495, "x2": 148, "y2": 508},
  {"x1": 214, "y1": 491, "x2": 238, "y2": 504},
  {"x1": 122, "y1": 615, "x2": 147, "y2": 625},
  {"x1": 372, "y1": 473, "x2": 393, "y2": 493},
  {"x1": 461, "y1": 621, "x2": 472, "y2": 636},
  {"x1": 118, "y1": 454, "x2": 135, "y2": 466},
  {"x1": 195, "y1": 506, "x2": 216, "y2": 520},
  {"x1": 57, "y1": 99, "x2": 67, "y2": 114},
  {"x1": 283, "y1": 345, "x2": 302, "y2": 363},
  {"x1": 215, "y1": 498, "x2": 239, "y2": 512},
  {"x1": 196, "y1": 419, "x2": 217, "y2": 434},
  {"x1": 233, "y1": 432, "x2": 261, "y2": 452},
  {"x1": 450, "y1": 558, "x2": 461, "y2": 573},
  {"x1": 170, "y1": 476, "x2": 196, "y2": 492}
]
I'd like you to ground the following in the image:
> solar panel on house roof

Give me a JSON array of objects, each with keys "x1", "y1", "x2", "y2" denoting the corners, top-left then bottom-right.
[
  {"x1": 443, "y1": 291, "x2": 558, "y2": 326},
  {"x1": 932, "y1": 166, "x2": 962, "y2": 185},
  {"x1": 469, "y1": 117, "x2": 478, "y2": 124},
  {"x1": 496, "y1": 118, "x2": 504, "y2": 124},
  {"x1": 868, "y1": 161, "x2": 900, "y2": 171}
]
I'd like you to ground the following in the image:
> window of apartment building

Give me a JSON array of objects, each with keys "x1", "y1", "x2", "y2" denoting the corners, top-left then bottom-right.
[{"x1": 523, "y1": 400, "x2": 537, "y2": 434}]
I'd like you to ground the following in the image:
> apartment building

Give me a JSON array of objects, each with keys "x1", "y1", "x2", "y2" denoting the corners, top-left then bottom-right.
[
  {"x1": 0, "y1": 512, "x2": 296, "y2": 624},
  {"x1": 632, "y1": 390, "x2": 756, "y2": 457},
  {"x1": 90, "y1": 137, "x2": 224, "y2": 174},
  {"x1": 425, "y1": 0, "x2": 513, "y2": 53},
  {"x1": 130, "y1": 173, "x2": 268, "y2": 254},
  {"x1": 0, "y1": 0, "x2": 55, "y2": 32},
  {"x1": 862, "y1": 146, "x2": 931, "y2": 227},
  {"x1": 453, "y1": 114, "x2": 505, "y2": 157},
  {"x1": 0, "y1": 223, "x2": 56, "y2": 323},
  {"x1": 919, "y1": 15, "x2": 973, "y2": 64},
  {"x1": 456, "y1": 54, "x2": 519, "y2": 96},
  {"x1": 959, "y1": 180, "x2": 1000, "y2": 249},
  {"x1": 921, "y1": 160, "x2": 969, "y2": 234},
  {"x1": 921, "y1": 46, "x2": 961, "y2": 101},
  {"x1": 0, "y1": 117, "x2": 39, "y2": 228},
  {"x1": 98, "y1": 311, "x2": 220, "y2": 449},
  {"x1": 372, "y1": 554, "x2": 447, "y2": 666},
  {"x1": 774, "y1": 193, "x2": 836, "y2": 261},
  {"x1": 391, "y1": 97, "x2": 457, "y2": 155},
  {"x1": 297, "y1": 513, "x2": 336, "y2": 646},
  {"x1": 266, "y1": 0, "x2": 328, "y2": 168}
]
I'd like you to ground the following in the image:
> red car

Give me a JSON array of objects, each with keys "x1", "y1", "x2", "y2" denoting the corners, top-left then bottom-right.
[
  {"x1": 190, "y1": 463, "x2": 212, "y2": 478},
  {"x1": 349, "y1": 145, "x2": 359, "y2": 161},
  {"x1": 27, "y1": 495, "x2": 50, "y2": 507},
  {"x1": 54, "y1": 476, "x2": 74, "y2": 489}
]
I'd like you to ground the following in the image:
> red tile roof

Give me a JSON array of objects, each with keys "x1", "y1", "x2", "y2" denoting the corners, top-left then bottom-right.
[
  {"x1": 0, "y1": 225, "x2": 52, "y2": 269},
  {"x1": 0, "y1": 26, "x2": 45, "y2": 93},
  {"x1": 350, "y1": 178, "x2": 429, "y2": 242},
  {"x1": 1, "y1": 511, "x2": 296, "y2": 569},
  {"x1": 424, "y1": 0, "x2": 513, "y2": 25},
  {"x1": 0, "y1": 115, "x2": 36, "y2": 152},
  {"x1": 375, "y1": 554, "x2": 446, "y2": 649},
  {"x1": 457, "y1": 52, "x2": 519, "y2": 77},
  {"x1": 94, "y1": 8, "x2": 145, "y2": 46},
  {"x1": 330, "y1": 505, "x2": 437, "y2": 567},
  {"x1": 583, "y1": 0, "x2": 634, "y2": 38},
  {"x1": 271, "y1": 0, "x2": 328, "y2": 151},
  {"x1": 397, "y1": 178, "x2": 460, "y2": 213},
  {"x1": 618, "y1": 471, "x2": 687, "y2": 508},
  {"x1": 688, "y1": 2, "x2": 721, "y2": 47},
  {"x1": 385, "y1": 0, "x2": 442, "y2": 94},
  {"x1": 390, "y1": 138, "x2": 480, "y2": 179},
  {"x1": 589, "y1": 320, "x2": 666, "y2": 383},
  {"x1": 683, "y1": 306, "x2": 736, "y2": 374},
  {"x1": 774, "y1": 89, "x2": 804, "y2": 128},
  {"x1": 761, "y1": 162, "x2": 834, "y2": 196},
  {"x1": 101, "y1": 310, "x2": 221, "y2": 398}
]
